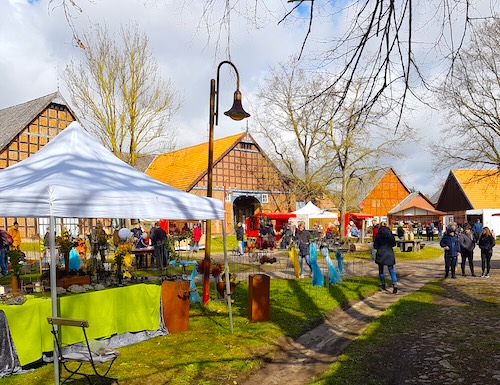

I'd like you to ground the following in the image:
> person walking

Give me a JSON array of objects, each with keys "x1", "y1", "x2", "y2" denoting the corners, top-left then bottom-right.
[
  {"x1": 458, "y1": 226, "x2": 476, "y2": 276},
  {"x1": 440, "y1": 228, "x2": 460, "y2": 278},
  {"x1": 373, "y1": 223, "x2": 398, "y2": 293},
  {"x1": 370, "y1": 219, "x2": 380, "y2": 261},
  {"x1": 478, "y1": 226, "x2": 495, "y2": 278},
  {"x1": 426, "y1": 222, "x2": 435, "y2": 241},
  {"x1": 191, "y1": 224, "x2": 202, "y2": 253},
  {"x1": 295, "y1": 222, "x2": 312, "y2": 278}
]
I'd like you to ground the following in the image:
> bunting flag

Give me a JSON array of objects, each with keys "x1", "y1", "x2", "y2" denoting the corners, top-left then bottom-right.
[
  {"x1": 322, "y1": 247, "x2": 342, "y2": 284},
  {"x1": 189, "y1": 262, "x2": 201, "y2": 303},
  {"x1": 335, "y1": 249, "x2": 344, "y2": 275},
  {"x1": 309, "y1": 243, "x2": 324, "y2": 287}
]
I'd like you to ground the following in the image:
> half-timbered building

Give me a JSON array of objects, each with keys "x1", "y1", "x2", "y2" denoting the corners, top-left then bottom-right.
[
  {"x1": 0, "y1": 92, "x2": 76, "y2": 239},
  {"x1": 358, "y1": 168, "x2": 411, "y2": 225},
  {"x1": 146, "y1": 132, "x2": 295, "y2": 233},
  {"x1": 435, "y1": 169, "x2": 500, "y2": 234}
]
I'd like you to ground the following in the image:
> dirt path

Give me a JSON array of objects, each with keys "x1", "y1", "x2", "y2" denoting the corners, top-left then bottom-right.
[{"x1": 238, "y1": 245, "x2": 500, "y2": 385}]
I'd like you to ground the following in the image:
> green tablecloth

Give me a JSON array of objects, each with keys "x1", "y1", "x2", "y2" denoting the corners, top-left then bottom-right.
[{"x1": 0, "y1": 283, "x2": 161, "y2": 366}]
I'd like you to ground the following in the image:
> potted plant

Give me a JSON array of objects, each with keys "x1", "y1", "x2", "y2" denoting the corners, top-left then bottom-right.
[
  {"x1": 114, "y1": 243, "x2": 132, "y2": 284},
  {"x1": 9, "y1": 249, "x2": 24, "y2": 294},
  {"x1": 56, "y1": 230, "x2": 74, "y2": 274}
]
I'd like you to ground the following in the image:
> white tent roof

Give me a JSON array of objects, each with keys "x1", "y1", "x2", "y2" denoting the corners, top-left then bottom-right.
[
  {"x1": 0, "y1": 122, "x2": 224, "y2": 220},
  {"x1": 308, "y1": 211, "x2": 339, "y2": 220},
  {"x1": 292, "y1": 201, "x2": 323, "y2": 215},
  {"x1": 0, "y1": 122, "x2": 228, "y2": 383},
  {"x1": 291, "y1": 201, "x2": 339, "y2": 229}
]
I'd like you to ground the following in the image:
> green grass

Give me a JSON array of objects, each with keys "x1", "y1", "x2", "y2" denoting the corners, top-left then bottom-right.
[
  {"x1": 210, "y1": 235, "x2": 238, "y2": 252},
  {"x1": 0, "y1": 276, "x2": 380, "y2": 385},
  {"x1": 306, "y1": 277, "x2": 500, "y2": 385},
  {"x1": 344, "y1": 243, "x2": 444, "y2": 261},
  {"x1": 306, "y1": 283, "x2": 442, "y2": 385}
]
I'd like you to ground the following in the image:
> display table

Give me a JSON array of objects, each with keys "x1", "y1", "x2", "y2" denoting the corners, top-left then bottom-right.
[
  {"x1": 132, "y1": 247, "x2": 154, "y2": 267},
  {"x1": 0, "y1": 284, "x2": 161, "y2": 366},
  {"x1": 396, "y1": 239, "x2": 421, "y2": 252}
]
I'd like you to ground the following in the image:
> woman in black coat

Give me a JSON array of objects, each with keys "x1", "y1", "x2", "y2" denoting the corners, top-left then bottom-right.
[
  {"x1": 374, "y1": 224, "x2": 398, "y2": 293},
  {"x1": 478, "y1": 227, "x2": 495, "y2": 278}
]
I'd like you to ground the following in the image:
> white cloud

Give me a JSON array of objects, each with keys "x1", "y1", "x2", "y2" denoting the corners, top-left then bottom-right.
[{"x1": 0, "y1": 0, "x2": 497, "y2": 197}]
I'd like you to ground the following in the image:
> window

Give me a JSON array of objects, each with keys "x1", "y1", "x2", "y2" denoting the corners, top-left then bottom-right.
[
  {"x1": 225, "y1": 193, "x2": 232, "y2": 202},
  {"x1": 261, "y1": 194, "x2": 269, "y2": 203}
]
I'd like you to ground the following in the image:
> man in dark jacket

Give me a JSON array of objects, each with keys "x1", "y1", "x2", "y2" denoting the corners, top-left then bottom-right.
[
  {"x1": 374, "y1": 224, "x2": 398, "y2": 293},
  {"x1": 235, "y1": 222, "x2": 245, "y2": 255},
  {"x1": 458, "y1": 226, "x2": 475, "y2": 276},
  {"x1": 440, "y1": 228, "x2": 461, "y2": 278},
  {"x1": 151, "y1": 222, "x2": 167, "y2": 269}
]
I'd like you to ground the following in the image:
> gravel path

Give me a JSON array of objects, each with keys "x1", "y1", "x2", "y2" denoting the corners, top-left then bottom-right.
[{"x1": 237, "y1": 243, "x2": 500, "y2": 385}]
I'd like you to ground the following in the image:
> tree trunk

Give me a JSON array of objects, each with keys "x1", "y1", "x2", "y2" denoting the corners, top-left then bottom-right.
[
  {"x1": 64, "y1": 252, "x2": 70, "y2": 274},
  {"x1": 11, "y1": 275, "x2": 19, "y2": 295}
]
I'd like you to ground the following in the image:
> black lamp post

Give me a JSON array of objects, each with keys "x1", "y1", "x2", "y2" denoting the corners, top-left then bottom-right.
[{"x1": 202, "y1": 61, "x2": 250, "y2": 304}]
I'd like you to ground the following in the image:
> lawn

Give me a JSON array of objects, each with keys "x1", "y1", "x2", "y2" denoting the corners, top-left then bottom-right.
[
  {"x1": 1, "y1": 275, "x2": 382, "y2": 385},
  {"x1": 0, "y1": 241, "x2": 444, "y2": 384}
]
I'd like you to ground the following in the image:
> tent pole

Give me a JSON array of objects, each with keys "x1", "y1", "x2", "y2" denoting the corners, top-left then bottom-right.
[
  {"x1": 49, "y1": 216, "x2": 60, "y2": 385},
  {"x1": 222, "y1": 219, "x2": 234, "y2": 333}
]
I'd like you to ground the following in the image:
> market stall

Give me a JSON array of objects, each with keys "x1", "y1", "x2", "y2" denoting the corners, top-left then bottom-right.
[
  {"x1": 0, "y1": 284, "x2": 160, "y2": 366},
  {"x1": 0, "y1": 122, "x2": 226, "y2": 383}
]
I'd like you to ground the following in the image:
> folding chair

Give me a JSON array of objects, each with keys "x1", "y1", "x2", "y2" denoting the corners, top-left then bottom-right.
[
  {"x1": 20, "y1": 263, "x2": 34, "y2": 293},
  {"x1": 47, "y1": 317, "x2": 119, "y2": 385}
]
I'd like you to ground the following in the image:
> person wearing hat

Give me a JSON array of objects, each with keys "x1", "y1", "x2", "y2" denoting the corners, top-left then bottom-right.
[
  {"x1": 440, "y1": 228, "x2": 461, "y2": 278},
  {"x1": 396, "y1": 222, "x2": 405, "y2": 251},
  {"x1": 8, "y1": 221, "x2": 21, "y2": 251}
]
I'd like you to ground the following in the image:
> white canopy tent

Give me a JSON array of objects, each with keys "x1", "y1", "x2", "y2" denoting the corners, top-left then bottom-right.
[
  {"x1": 291, "y1": 201, "x2": 339, "y2": 229},
  {"x1": 0, "y1": 122, "x2": 227, "y2": 384}
]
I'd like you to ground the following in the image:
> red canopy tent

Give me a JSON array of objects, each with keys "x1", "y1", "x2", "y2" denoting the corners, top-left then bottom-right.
[{"x1": 344, "y1": 212, "x2": 374, "y2": 236}]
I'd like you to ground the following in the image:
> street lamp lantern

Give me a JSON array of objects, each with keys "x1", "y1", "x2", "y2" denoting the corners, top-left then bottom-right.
[
  {"x1": 203, "y1": 61, "x2": 250, "y2": 305},
  {"x1": 224, "y1": 90, "x2": 250, "y2": 121}
]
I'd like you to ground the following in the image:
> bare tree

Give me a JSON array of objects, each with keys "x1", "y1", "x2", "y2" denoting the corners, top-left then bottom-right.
[
  {"x1": 252, "y1": 58, "x2": 334, "y2": 203},
  {"x1": 253, "y1": 57, "x2": 412, "y2": 227},
  {"x1": 432, "y1": 17, "x2": 500, "y2": 173},
  {"x1": 181, "y1": 0, "x2": 497, "y2": 126},
  {"x1": 51, "y1": 1, "x2": 497, "y2": 128},
  {"x1": 63, "y1": 23, "x2": 179, "y2": 166},
  {"x1": 322, "y1": 82, "x2": 412, "y2": 239}
]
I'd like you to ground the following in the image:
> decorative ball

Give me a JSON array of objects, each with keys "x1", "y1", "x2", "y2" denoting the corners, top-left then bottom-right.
[{"x1": 118, "y1": 228, "x2": 131, "y2": 240}]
